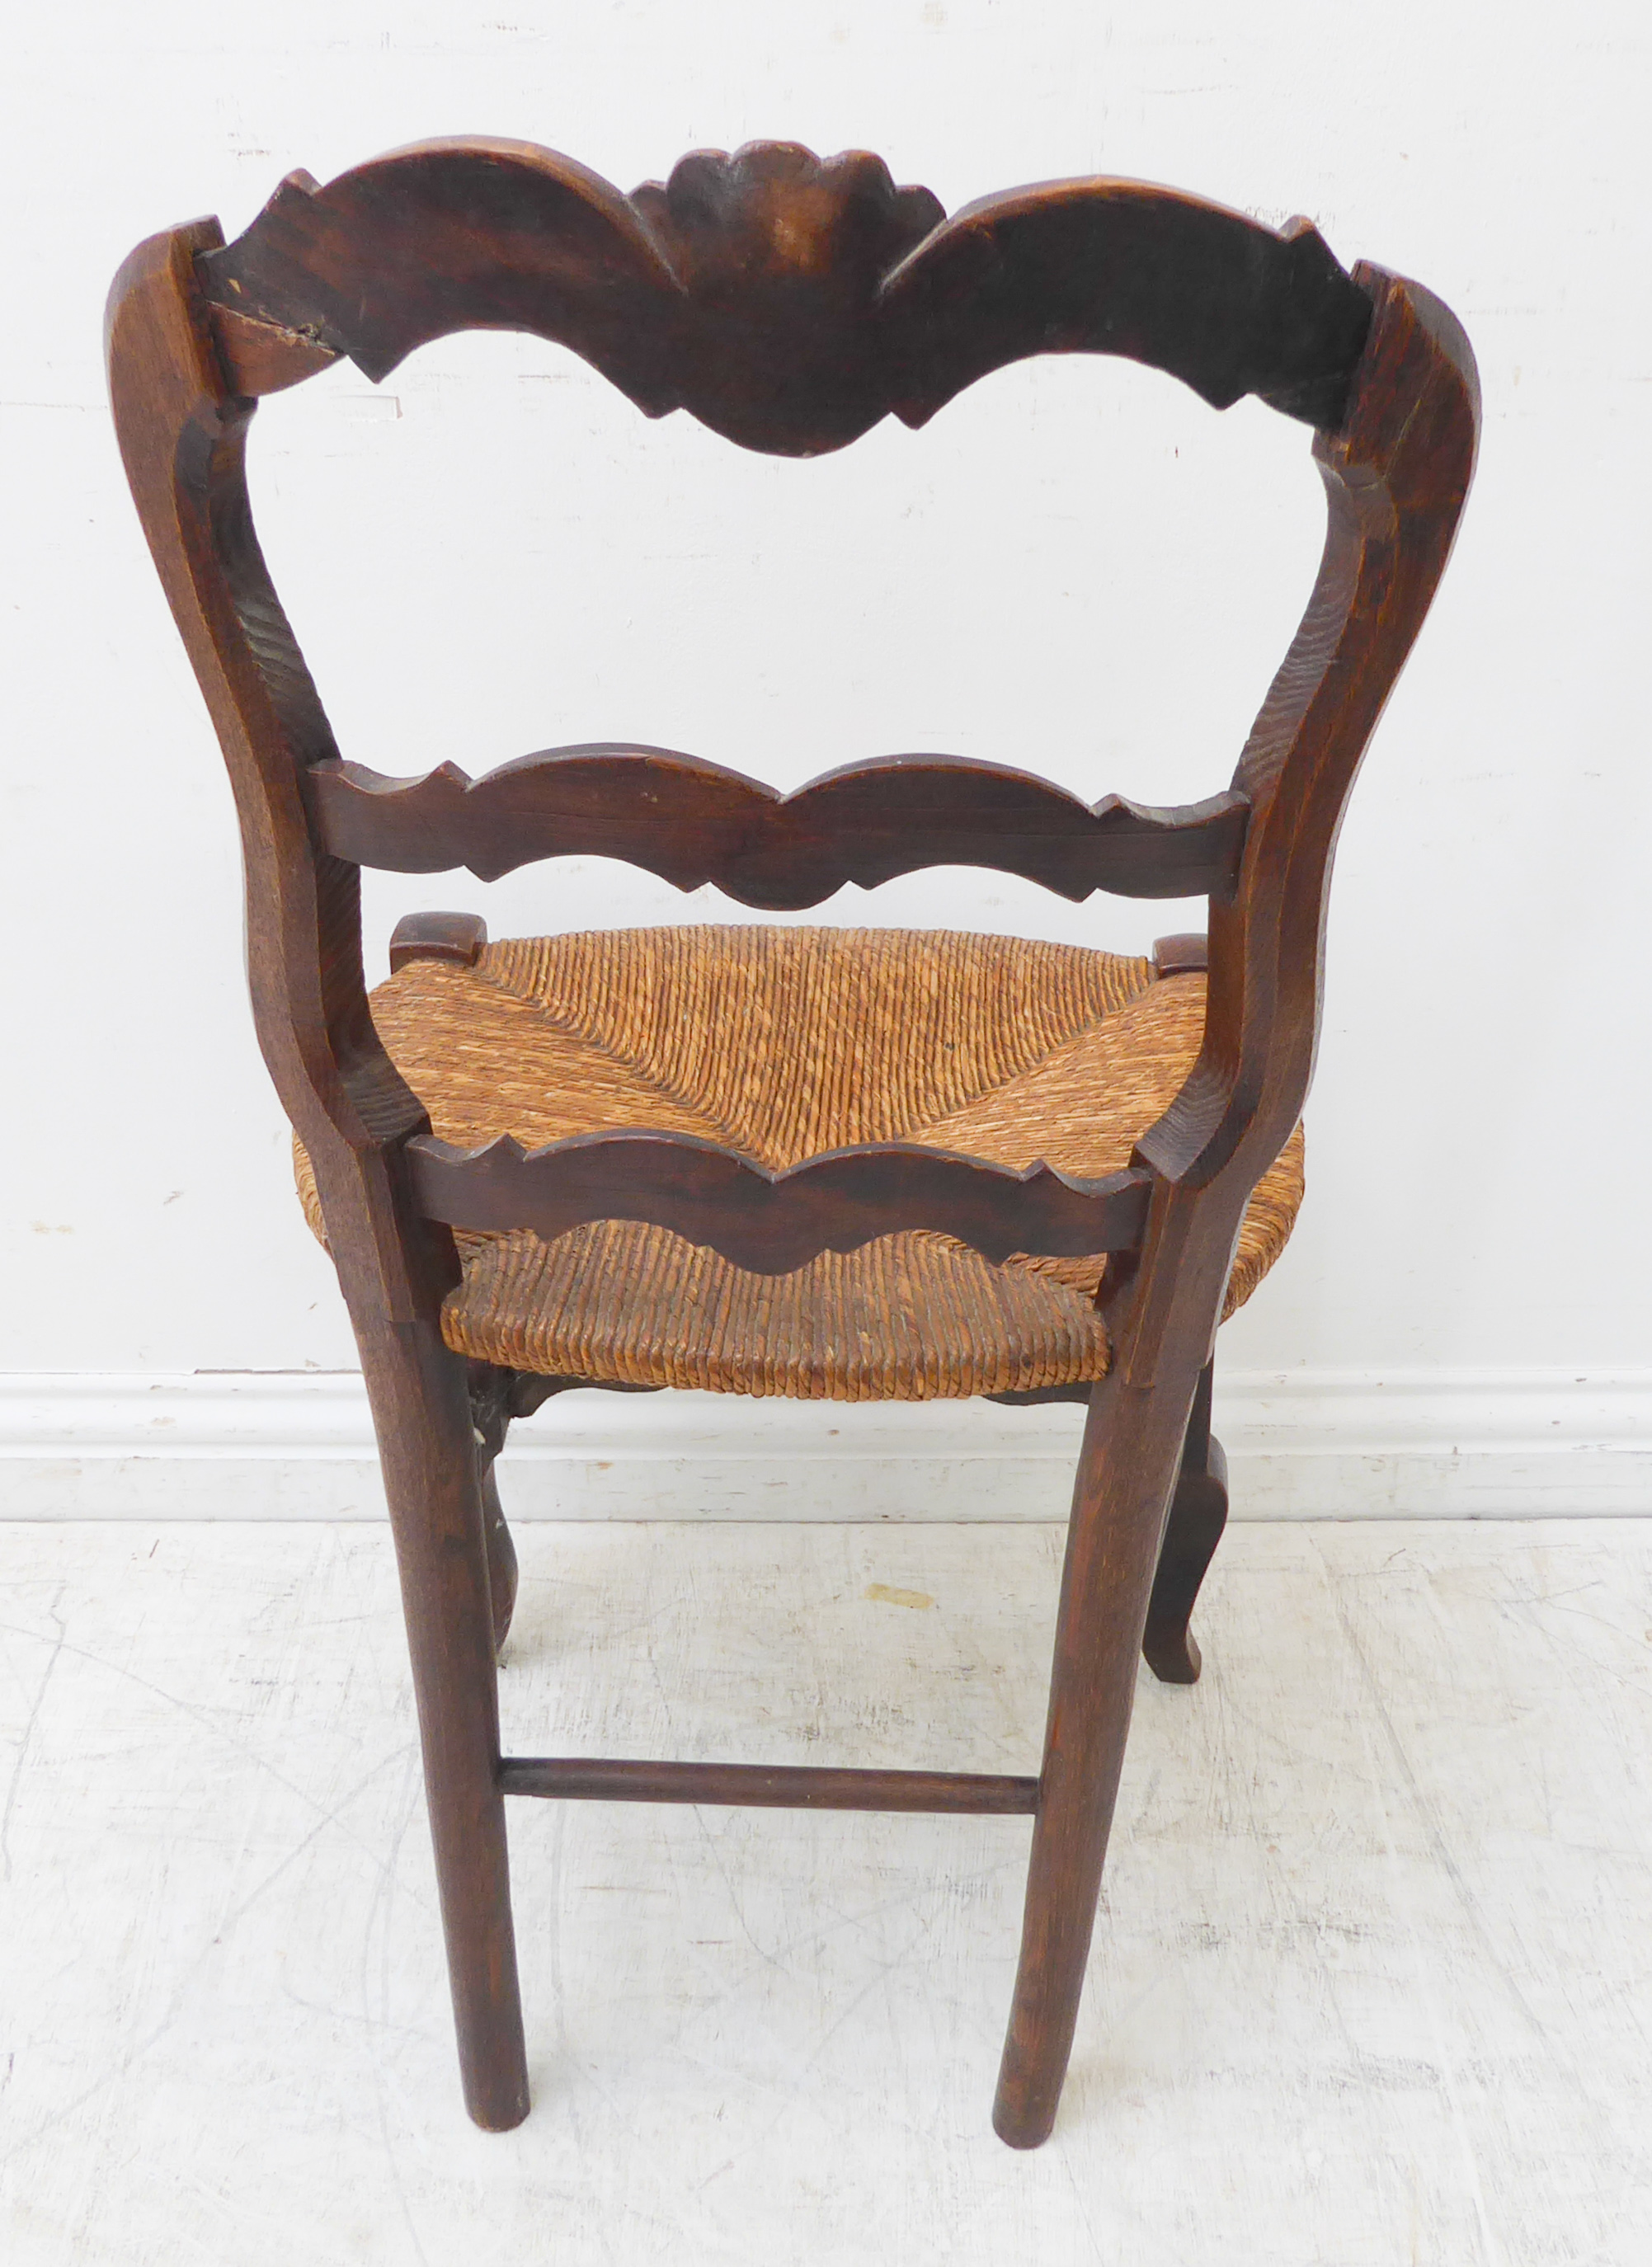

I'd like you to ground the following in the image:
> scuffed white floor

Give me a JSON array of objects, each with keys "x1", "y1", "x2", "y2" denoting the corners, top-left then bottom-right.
[{"x1": 1, "y1": 1517, "x2": 1649, "y2": 2265}]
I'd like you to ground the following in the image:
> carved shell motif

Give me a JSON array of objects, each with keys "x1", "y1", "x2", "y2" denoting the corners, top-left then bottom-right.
[{"x1": 626, "y1": 143, "x2": 945, "y2": 449}]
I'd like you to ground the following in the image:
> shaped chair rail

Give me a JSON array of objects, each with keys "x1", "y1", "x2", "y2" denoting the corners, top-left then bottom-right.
[{"x1": 309, "y1": 749, "x2": 1251, "y2": 905}]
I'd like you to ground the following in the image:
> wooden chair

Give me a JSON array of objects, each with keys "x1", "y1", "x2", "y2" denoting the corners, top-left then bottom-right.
[{"x1": 106, "y1": 139, "x2": 1477, "y2": 2147}]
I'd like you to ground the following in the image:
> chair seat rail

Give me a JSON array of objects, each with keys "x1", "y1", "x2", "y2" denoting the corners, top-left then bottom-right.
[{"x1": 408, "y1": 1129, "x2": 1153, "y2": 1274}]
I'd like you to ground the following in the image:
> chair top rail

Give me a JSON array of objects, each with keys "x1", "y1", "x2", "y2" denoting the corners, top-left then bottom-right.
[{"x1": 195, "y1": 137, "x2": 1375, "y2": 452}]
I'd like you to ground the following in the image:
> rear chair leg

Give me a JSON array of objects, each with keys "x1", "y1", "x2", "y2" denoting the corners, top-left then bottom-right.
[
  {"x1": 993, "y1": 1361, "x2": 1203, "y2": 2149},
  {"x1": 356, "y1": 1317, "x2": 529, "y2": 2132},
  {"x1": 1142, "y1": 1358, "x2": 1228, "y2": 1685}
]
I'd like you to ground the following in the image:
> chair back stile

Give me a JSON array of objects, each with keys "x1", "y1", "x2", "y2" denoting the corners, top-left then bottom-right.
[{"x1": 1120, "y1": 267, "x2": 1478, "y2": 1384}]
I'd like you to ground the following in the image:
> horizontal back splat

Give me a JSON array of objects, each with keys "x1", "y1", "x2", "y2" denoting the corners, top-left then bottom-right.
[
  {"x1": 309, "y1": 747, "x2": 1250, "y2": 904},
  {"x1": 197, "y1": 138, "x2": 1375, "y2": 451}
]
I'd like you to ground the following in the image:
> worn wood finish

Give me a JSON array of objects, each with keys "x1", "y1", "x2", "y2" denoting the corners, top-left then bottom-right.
[
  {"x1": 196, "y1": 140, "x2": 1373, "y2": 451},
  {"x1": 311, "y1": 749, "x2": 1249, "y2": 904},
  {"x1": 498, "y1": 1757, "x2": 1040, "y2": 1814},
  {"x1": 409, "y1": 1129, "x2": 1151, "y2": 1276},
  {"x1": 109, "y1": 139, "x2": 1476, "y2": 2148}
]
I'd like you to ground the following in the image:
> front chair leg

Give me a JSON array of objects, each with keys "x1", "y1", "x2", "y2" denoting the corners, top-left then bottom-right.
[
  {"x1": 1141, "y1": 1358, "x2": 1229, "y2": 1685},
  {"x1": 467, "y1": 1362, "x2": 520, "y2": 1656},
  {"x1": 994, "y1": 1359, "x2": 1203, "y2": 2149}
]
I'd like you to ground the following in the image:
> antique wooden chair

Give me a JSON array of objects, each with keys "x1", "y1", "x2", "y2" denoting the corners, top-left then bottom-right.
[{"x1": 107, "y1": 139, "x2": 1476, "y2": 2147}]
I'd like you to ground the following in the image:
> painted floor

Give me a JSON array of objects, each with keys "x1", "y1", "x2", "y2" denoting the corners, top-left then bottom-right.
[{"x1": 1, "y1": 1517, "x2": 1648, "y2": 2265}]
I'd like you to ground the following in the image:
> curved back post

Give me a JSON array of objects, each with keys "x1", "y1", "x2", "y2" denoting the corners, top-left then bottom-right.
[{"x1": 1119, "y1": 266, "x2": 1478, "y2": 1381}]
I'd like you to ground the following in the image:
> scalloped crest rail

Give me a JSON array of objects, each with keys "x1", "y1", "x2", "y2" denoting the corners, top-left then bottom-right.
[
  {"x1": 107, "y1": 134, "x2": 1480, "y2": 2155},
  {"x1": 196, "y1": 138, "x2": 1376, "y2": 451}
]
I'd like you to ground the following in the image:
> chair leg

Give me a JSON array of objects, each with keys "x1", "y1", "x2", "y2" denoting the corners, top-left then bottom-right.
[
  {"x1": 468, "y1": 1363, "x2": 520, "y2": 1655},
  {"x1": 478, "y1": 1463, "x2": 519, "y2": 1658},
  {"x1": 1141, "y1": 1358, "x2": 1229, "y2": 1685},
  {"x1": 993, "y1": 1361, "x2": 1201, "y2": 2149},
  {"x1": 358, "y1": 1319, "x2": 530, "y2": 2132}
]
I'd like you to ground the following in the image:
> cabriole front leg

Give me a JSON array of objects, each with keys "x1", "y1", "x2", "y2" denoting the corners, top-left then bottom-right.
[
  {"x1": 467, "y1": 1361, "x2": 521, "y2": 1656},
  {"x1": 1142, "y1": 1357, "x2": 1229, "y2": 1684}
]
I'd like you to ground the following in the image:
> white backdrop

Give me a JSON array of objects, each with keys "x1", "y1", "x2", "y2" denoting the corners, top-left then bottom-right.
[{"x1": 2, "y1": 2, "x2": 1649, "y2": 1511}]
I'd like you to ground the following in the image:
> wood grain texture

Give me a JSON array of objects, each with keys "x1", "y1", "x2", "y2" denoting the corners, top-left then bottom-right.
[
  {"x1": 311, "y1": 748, "x2": 1250, "y2": 904},
  {"x1": 498, "y1": 1757, "x2": 1039, "y2": 1814},
  {"x1": 196, "y1": 139, "x2": 1373, "y2": 452},
  {"x1": 408, "y1": 1130, "x2": 1151, "y2": 1276}
]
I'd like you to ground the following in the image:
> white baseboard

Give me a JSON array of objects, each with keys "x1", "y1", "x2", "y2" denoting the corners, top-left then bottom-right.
[{"x1": 1, "y1": 1369, "x2": 1648, "y2": 1520}]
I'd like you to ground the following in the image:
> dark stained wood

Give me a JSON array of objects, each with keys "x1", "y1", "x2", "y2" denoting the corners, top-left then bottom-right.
[
  {"x1": 992, "y1": 1363, "x2": 1201, "y2": 2147},
  {"x1": 984, "y1": 1359, "x2": 1227, "y2": 1684},
  {"x1": 1152, "y1": 930, "x2": 1209, "y2": 977},
  {"x1": 466, "y1": 1356, "x2": 670, "y2": 1655},
  {"x1": 882, "y1": 196, "x2": 1372, "y2": 431},
  {"x1": 1141, "y1": 1358, "x2": 1228, "y2": 1683},
  {"x1": 465, "y1": 1358, "x2": 519, "y2": 1654},
  {"x1": 108, "y1": 141, "x2": 1476, "y2": 2150},
  {"x1": 312, "y1": 749, "x2": 1249, "y2": 905},
  {"x1": 388, "y1": 907, "x2": 488, "y2": 973},
  {"x1": 499, "y1": 1757, "x2": 1039, "y2": 1814},
  {"x1": 195, "y1": 140, "x2": 1372, "y2": 452},
  {"x1": 105, "y1": 224, "x2": 529, "y2": 2133},
  {"x1": 993, "y1": 264, "x2": 1478, "y2": 2149},
  {"x1": 409, "y1": 1130, "x2": 1151, "y2": 1274}
]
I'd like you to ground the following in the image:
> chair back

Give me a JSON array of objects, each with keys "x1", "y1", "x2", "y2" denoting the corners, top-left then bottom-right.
[{"x1": 107, "y1": 139, "x2": 1477, "y2": 1371}]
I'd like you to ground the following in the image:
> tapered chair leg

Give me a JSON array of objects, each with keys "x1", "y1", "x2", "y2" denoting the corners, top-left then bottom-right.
[
  {"x1": 993, "y1": 1361, "x2": 1202, "y2": 2149},
  {"x1": 357, "y1": 1315, "x2": 530, "y2": 2132},
  {"x1": 1141, "y1": 1358, "x2": 1229, "y2": 1685}
]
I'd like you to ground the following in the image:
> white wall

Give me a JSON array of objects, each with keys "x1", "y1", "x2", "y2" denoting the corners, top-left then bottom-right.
[{"x1": 2, "y1": 2, "x2": 1650, "y2": 1507}]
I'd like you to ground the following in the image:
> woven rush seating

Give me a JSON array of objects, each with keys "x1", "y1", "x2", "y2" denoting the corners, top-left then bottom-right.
[{"x1": 296, "y1": 924, "x2": 1305, "y2": 1398}]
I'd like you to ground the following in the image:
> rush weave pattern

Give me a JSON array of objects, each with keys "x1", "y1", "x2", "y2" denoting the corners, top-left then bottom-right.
[{"x1": 295, "y1": 926, "x2": 1304, "y2": 1398}]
